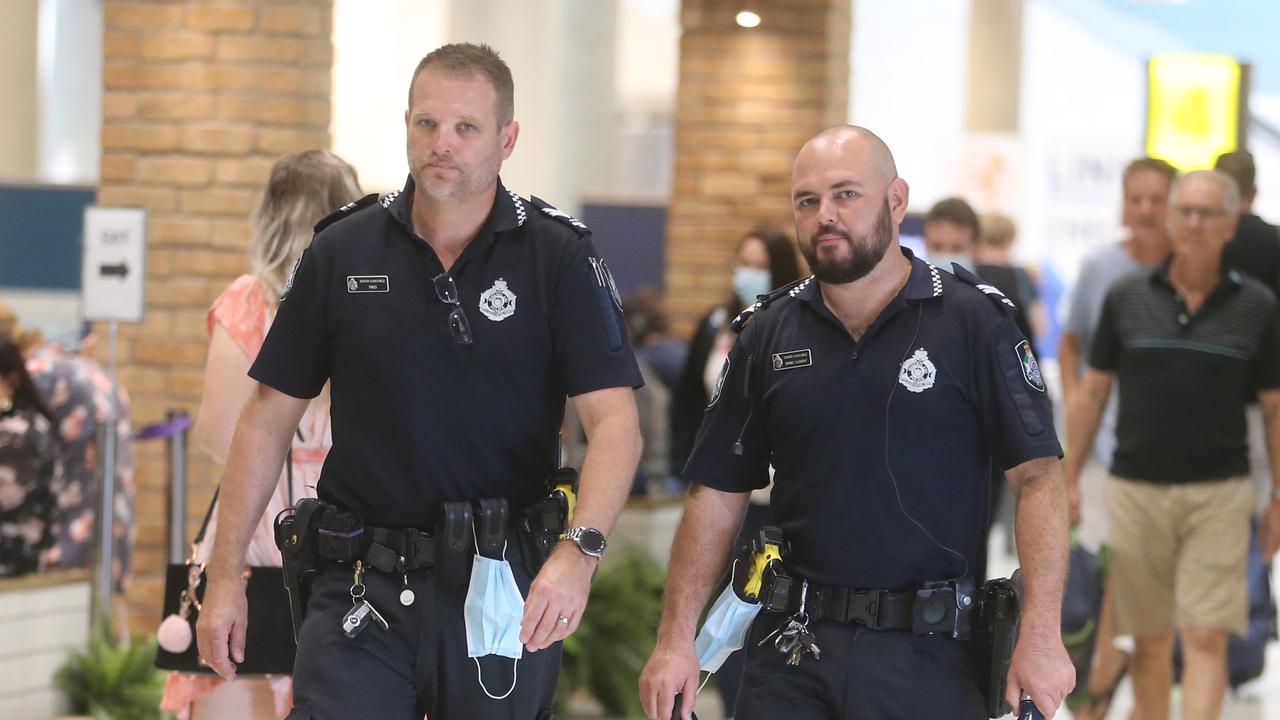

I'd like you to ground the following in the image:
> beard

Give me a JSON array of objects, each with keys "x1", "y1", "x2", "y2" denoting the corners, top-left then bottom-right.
[
  {"x1": 800, "y1": 200, "x2": 895, "y2": 284},
  {"x1": 408, "y1": 146, "x2": 503, "y2": 204}
]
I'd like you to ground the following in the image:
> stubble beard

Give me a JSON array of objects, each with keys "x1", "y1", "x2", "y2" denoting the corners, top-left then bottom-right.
[
  {"x1": 409, "y1": 148, "x2": 503, "y2": 205},
  {"x1": 801, "y1": 200, "x2": 895, "y2": 284}
]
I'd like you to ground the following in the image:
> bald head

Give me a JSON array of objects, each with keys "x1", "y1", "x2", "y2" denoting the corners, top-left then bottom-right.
[
  {"x1": 795, "y1": 125, "x2": 898, "y2": 188},
  {"x1": 790, "y1": 125, "x2": 910, "y2": 285}
]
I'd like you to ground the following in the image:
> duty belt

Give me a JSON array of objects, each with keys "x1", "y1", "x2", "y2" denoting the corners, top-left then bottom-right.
[
  {"x1": 342, "y1": 526, "x2": 435, "y2": 573},
  {"x1": 786, "y1": 584, "x2": 917, "y2": 631}
]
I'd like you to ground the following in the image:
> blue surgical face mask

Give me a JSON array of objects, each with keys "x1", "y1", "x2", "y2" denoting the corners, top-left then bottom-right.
[
  {"x1": 930, "y1": 253, "x2": 974, "y2": 274},
  {"x1": 693, "y1": 565, "x2": 762, "y2": 673},
  {"x1": 463, "y1": 545, "x2": 526, "y2": 699},
  {"x1": 733, "y1": 266, "x2": 772, "y2": 306}
]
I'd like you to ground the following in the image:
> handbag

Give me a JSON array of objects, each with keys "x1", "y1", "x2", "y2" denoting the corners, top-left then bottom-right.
[{"x1": 153, "y1": 446, "x2": 299, "y2": 675}]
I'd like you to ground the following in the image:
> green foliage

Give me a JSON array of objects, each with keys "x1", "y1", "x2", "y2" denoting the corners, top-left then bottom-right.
[
  {"x1": 54, "y1": 619, "x2": 167, "y2": 720},
  {"x1": 555, "y1": 551, "x2": 667, "y2": 718}
]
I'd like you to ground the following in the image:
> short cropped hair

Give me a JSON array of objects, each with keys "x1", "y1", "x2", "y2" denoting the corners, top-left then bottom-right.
[
  {"x1": 408, "y1": 43, "x2": 515, "y2": 127},
  {"x1": 1215, "y1": 151, "x2": 1257, "y2": 199},
  {"x1": 924, "y1": 197, "x2": 981, "y2": 241},
  {"x1": 1122, "y1": 157, "x2": 1178, "y2": 192}
]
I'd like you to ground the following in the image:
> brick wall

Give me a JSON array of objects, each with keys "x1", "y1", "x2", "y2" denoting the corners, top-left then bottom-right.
[
  {"x1": 98, "y1": 0, "x2": 333, "y2": 633},
  {"x1": 666, "y1": 0, "x2": 850, "y2": 334}
]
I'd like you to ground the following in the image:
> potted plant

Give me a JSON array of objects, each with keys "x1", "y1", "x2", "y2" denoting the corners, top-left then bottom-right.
[
  {"x1": 54, "y1": 620, "x2": 167, "y2": 720},
  {"x1": 556, "y1": 551, "x2": 667, "y2": 718}
]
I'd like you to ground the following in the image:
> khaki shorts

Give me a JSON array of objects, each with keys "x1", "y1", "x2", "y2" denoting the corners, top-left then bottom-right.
[{"x1": 1107, "y1": 475, "x2": 1254, "y2": 638}]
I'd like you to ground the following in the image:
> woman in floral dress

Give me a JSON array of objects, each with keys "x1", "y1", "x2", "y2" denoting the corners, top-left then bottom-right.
[{"x1": 0, "y1": 334, "x2": 61, "y2": 578}]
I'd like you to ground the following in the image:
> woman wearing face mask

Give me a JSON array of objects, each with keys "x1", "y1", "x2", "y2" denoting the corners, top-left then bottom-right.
[
  {"x1": 671, "y1": 229, "x2": 800, "y2": 478},
  {"x1": 671, "y1": 228, "x2": 799, "y2": 716}
]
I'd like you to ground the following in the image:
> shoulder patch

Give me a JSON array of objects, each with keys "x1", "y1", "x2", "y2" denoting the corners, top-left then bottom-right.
[
  {"x1": 1016, "y1": 340, "x2": 1046, "y2": 393},
  {"x1": 950, "y1": 264, "x2": 1017, "y2": 313},
  {"x1": 530, "y1": 196, "x2": 589, "y2": 234},
  {"x1": 731, "y1": 276, "x2": 813, "y2": 332},
  {"x1": 314, "y1": 193, "x2": 380, "y2": 234}
]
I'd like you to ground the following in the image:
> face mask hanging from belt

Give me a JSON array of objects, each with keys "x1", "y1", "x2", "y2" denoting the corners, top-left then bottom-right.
[
  {"x1": 694, "y1": 559, "x2": 763, "y2": 673},
  {"x1": 463, "y1": 525, "x2": 527, "y2": 700}
]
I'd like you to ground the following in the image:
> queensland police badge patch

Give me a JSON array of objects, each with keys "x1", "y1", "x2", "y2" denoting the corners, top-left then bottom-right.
[
  {"x1": 1016, "y1": 340, "x2": 1045, "y2": 392},
  {"x1": 898, "y1": 348, "x2": 936, "y2": 393},
  {"x1": 707, "y1": 358, "x2": 729, "y2": 409},
  {"x1": 479, "y1": 278, "x2": 516, "y2": 321}
]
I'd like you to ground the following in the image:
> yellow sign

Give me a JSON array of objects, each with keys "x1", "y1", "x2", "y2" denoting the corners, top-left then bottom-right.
[{"x1": 1147, "y1": 54, "x2": 1244, "y2": 171}]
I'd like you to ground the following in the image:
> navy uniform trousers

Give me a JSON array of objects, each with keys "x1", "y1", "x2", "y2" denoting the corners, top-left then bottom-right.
[
  {"x1": 733, "y1": 612, "x2": 987, "y2": 719},
  {"x1": 287, "y1": 543, "x2": 561, "y2": 720}
]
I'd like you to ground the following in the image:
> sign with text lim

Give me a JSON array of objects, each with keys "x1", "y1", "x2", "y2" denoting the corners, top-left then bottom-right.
[{"x1": 82, "y1": 207, "x2": 147, "y2": 322}]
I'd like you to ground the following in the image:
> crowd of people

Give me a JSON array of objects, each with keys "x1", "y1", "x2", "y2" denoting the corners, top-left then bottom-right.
[{"x1": 4, "y1": 39, "x2": 1280, "y2": 720}]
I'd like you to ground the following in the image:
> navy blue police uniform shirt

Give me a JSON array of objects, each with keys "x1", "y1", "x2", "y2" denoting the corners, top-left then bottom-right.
[
  {"x1": 249, "y1": 176, "x2": 643, "y2": 529},
  {"x1": 684, "y1": 248, "x2": 1061, "y2": 590}
]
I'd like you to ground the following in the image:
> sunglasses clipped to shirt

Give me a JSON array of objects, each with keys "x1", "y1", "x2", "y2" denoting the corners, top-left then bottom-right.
[{"x1": 432, "y1": 272, "x2": 473, "y2": 346}]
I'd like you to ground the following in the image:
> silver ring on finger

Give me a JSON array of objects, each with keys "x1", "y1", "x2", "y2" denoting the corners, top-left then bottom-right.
[{"x1": 557, "y1": 614, "x2": 571, "y2": 625}]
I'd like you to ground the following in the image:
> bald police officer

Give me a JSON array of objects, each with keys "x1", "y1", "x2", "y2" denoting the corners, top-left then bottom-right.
[
  {"x1": 640, "y1": 126, "x2": 1074, "y2": 719},
  {"x1": 196, "y1": 43, "x2": 643, "y2": 719}
]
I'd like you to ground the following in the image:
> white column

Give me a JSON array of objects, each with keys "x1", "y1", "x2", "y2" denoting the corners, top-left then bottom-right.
[
  {"x1": 448, "y1": 0, "x2": 618, "y2": 213},
  {"x1": 37, "y1": 0, "x2": 102, "y2": 184}
]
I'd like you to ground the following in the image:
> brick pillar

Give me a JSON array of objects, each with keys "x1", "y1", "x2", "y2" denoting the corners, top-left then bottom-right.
[
  {"x1": 666, "y1": 0, "x2": 850, "y2": 334},
  {"x1": 98, "y1": 0, "x2": 333, "y2": 632}
]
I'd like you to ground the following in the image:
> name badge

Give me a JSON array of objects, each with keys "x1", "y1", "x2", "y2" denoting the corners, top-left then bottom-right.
[
  {"x1": 346, "y1": 275, "x2": 389, "y2": 293},
  {"x1": 772, "y1": 349, "x2": 812, "y2": 371}
]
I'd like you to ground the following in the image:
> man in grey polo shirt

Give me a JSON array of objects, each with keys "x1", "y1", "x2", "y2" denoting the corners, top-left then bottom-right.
[{"x1": 1066, "y1": 170, "x2": 1280, "y2": 720}]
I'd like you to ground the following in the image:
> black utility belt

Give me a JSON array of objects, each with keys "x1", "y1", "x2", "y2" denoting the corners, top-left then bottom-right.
[
  {"x1": 779, "y1": 577, "x2": 977, "y2": 639},
  {"x1": 310, "y1": 495, "x2": 567, "y2": 578}
]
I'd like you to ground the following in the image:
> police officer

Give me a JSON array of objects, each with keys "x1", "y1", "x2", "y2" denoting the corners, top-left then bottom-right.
[
  {"x1": 639, "y1": 126, "x2": 1074, "y2": 719},
  {"x1": 196, "y1": 43, "x2": 643, "y2": 719}
]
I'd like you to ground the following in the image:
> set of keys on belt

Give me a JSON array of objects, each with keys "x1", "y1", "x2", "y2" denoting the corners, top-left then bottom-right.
[{"x1": 342, "y1": 560, "x2": 389, "y2": 639}]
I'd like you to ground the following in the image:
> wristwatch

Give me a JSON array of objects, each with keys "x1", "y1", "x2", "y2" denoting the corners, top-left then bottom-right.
[{"x1": 560, "y1": 527, "x2": 607, "y2": 559}]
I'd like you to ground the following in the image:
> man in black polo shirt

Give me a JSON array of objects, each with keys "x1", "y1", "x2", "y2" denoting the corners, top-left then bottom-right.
[
  {"x1": 1217, "y1": 151, "x2": 1280, "y2": 296},
  {"x1": 195, "y1": 43, "x2": 642, "y2": 719},
  {"x1": 640, "y1": 125, "x2": 1073, "y2": 719},
  {"x1": 1066, "y1": 170, "x2": 1280, "y2": 720}
]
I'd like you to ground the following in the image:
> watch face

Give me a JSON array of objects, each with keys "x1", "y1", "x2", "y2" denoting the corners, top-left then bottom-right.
[{"x1": 578, "y1": 529, "x2": 606, "y2": 555}]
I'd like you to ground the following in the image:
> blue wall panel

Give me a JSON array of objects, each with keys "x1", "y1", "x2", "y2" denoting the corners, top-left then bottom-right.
[
  {"x1": 580, "y1": 202, "x2": 667, "y2": 295},
  {"x1": 0, "y1": 185, "x2": 96, "y2": 290}
]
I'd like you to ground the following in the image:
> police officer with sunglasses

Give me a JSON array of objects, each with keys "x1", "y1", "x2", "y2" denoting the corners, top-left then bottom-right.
[{"x1": 196, "y1": 43, "x2": 643, "y2": 719}]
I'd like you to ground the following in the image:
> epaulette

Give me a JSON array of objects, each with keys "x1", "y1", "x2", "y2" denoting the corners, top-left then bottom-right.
[
  {"x1": 314, "y1": 193, "x2": 380, "y2": 234},
  {"x1": 730, "y1": 276, "x2": 813, "y2": 332},
  {"x1": 530, "y1": 196, "x2": 590, "y2": 235},
  {"x1": 950, "y1": 264, "x2": 1018, "y2": 313}
]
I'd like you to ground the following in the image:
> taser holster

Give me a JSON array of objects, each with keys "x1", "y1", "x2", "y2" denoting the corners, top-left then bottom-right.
[
  {"x1": 273, "y1": 497, "x2": 328, "y2": 643},
  {"x1": 519, "y1": 468, "x2": 577, "y2": 572},
  {"x1": 733, "y1": 525, "x2": 791, "y2": 611}
]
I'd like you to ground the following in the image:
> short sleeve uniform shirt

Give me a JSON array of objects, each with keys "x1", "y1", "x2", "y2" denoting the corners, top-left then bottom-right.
[
  {"x1": 684, "y1": 250, "x2": 1061, "y2": 589},
  {"x1": 250, "y1": 177, "x2": 643, "y2": 528}
]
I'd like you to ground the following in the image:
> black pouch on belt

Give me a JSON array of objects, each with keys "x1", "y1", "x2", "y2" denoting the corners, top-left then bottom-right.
[
  {"x1": 974, "y1": 573, "x2": 1021, "y2": 718},
  {"x1": 316, "y1": 507, "x2": 364, "y2": 563},
  {"x1": 434, "y1": 501, "x2": 474, "y2": 588},
  {"x1": 476, "y1": 498, "x2": 510, "y2": 559}
]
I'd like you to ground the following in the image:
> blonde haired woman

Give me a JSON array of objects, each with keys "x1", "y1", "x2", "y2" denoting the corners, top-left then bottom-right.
[{"x1": 161, "y1": 150, "x2": 362, "y2": 720}]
